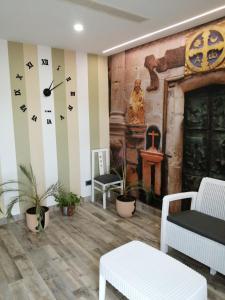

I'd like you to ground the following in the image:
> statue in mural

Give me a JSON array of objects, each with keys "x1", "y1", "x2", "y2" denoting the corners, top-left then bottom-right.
[{"x1": 128, "y1": 79, "x2": 145, "y2": 125}]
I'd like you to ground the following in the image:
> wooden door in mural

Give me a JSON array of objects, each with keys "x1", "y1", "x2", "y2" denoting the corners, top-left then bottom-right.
[{"x1": 183, "y1": 84, "x2": 225, "y2": 192}]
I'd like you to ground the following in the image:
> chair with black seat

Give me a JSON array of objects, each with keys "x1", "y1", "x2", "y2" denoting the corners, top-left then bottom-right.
[
  {"x1": 91, "y1": 148, "x2": 123, "y2": 209},
  {"x1": 161, "y1": 177, "x2": 225, "y2": 276}
]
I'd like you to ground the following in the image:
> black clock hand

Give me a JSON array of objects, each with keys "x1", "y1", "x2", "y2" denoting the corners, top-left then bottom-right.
[
  {"x1": 50, "y1": 81, "x2": 64, "y2": 91},
  {"x1": 43, "y1": 80, "x2": 64, "y2": 97},
  {"x1": 49, "y1": 80, "x2": 54, "y2": 89}
]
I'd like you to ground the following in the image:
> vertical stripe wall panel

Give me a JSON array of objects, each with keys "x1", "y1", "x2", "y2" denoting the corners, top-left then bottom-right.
[
  {"x1": 37, "y1": 45, "x2": 58, "y2": 206},
  {"x1": 76, "y1": 52, "x2": 91, "y2": 197},
  {"x1": 8, "y1": 41, "x2": 31, "y2": 213},
  {"x1": 51, "y1": 48, "x2": 70, "y2": 191},
  {"x1": 88, "y1": 54, "x2": 100, "y2": 149},
  {"x1": 23, "y1": 44, "x2": 45, "y2": 195},
  {"x1": 87, "y1": 55, "x2": 109, "y2": 150},
  {"x1": 64, "y1": 50, "x2": 81, "y2": 195},
  {"x1": 0, "y1": 40, "x2": 19, "y2": 215},
  {"x1": 0, "y1": 39, "x2": 109, "y2": 212}
]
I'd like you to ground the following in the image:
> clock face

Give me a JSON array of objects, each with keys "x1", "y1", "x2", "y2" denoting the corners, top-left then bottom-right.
[{"x1": 14, "y1": 59, "x2": 75, "y2": 124}]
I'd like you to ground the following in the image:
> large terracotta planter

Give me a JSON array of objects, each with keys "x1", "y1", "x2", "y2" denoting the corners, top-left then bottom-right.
[
  {"x1": 116, "y1": 195, "x2": 136, "y2": 218},
  {"x1": 26, "y1": 206, "x2": 49, "y2": 233}
]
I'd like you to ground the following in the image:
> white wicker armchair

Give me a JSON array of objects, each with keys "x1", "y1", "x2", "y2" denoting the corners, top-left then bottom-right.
[{"x1": 161, "y1": 177, "x2": 225, "y2": 276}]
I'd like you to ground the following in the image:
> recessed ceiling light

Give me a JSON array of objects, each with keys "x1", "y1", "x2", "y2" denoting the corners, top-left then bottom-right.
[
  {"x1": 74, "y1": 23, "x2": 84, "y2": 32},
  {"x1": 102, "y1": 5, "x2": 225, "y2": 54}
]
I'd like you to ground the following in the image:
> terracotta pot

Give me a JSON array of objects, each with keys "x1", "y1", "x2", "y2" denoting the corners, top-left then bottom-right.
[
  {"x1": 26, "y1": 206, "x2": 49, "y2": 233},
  {"x1": 60, "y1": 205, "x2": 75, "y2": 216},
  {"x1": 116, "y1": 195, "x2": 136, "y2": 218}
]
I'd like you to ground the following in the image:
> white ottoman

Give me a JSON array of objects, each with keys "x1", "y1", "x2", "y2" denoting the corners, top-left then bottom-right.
[{"x1": 99, "y1": 241, "x2": 207, "y2": 300}]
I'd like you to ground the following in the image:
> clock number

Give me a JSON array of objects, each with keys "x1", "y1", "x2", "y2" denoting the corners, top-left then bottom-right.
[
  {"x1": 20, "y1": 104, "x2": 27, "y2": 112},
  {"x1": 66, "y1": 76, "x2": 71, "y2": 82},
  {"x1": 14, "y1": 89, "x2": 21, "y2": 96},
  {"x1": 60, "y1": 115, "x2": 65, "y2": 120},
  {"x1": 16, "y1": 74, "x2": 23, "y2": 80},
  {"x1": 70, "y1": 91, "x2": 75, "y2": 96},
  {"x1": 47, "y1": 119, "x2": 52, "y2": 124},
  {"x1": 56, "y1": 65, "x2": 61, "y2": 71},
  {"x1": 31, "y1": 115, "x2": 37, "y2": 122},
  {"x1": 68, "y1": 105, "x2": 73, "y2": 111},
  {"x1": 26, "y1": 61, "x2": 34, "y2": 69},
  {"x1": 45, "y1": 110, "x2": 52, "y2": 113},
  {"x1": 41, "y1": 59, "x2": 48, "y2": 65}
]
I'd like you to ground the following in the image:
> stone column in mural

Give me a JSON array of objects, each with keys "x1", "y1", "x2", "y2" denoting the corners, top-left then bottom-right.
[
  {"x1": 109, "y1": 53, "x2": 127, "y2": 168},
  {"x1": 126, "y1": 79, "x2": 147, "y2": 185}
]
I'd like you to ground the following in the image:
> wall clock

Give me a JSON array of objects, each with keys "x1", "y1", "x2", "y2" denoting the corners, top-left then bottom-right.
[{"x1": 13, "y1": 59, "x2": 75, "y2": 124}]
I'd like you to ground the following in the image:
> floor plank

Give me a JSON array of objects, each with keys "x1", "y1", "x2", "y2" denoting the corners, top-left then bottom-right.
[{"x1": 0, "y1": 199, "x2": 224, "y2": 299}]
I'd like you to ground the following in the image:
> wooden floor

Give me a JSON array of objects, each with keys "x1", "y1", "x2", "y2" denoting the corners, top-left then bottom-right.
[{"x1": 0, "y1": 199, "x2": 225, "y2": 300}]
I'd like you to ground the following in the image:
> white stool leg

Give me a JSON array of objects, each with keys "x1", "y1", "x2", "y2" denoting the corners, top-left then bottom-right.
[
  {"x1": 107, "y1": 190, "x2": 111, "y2": 199},
  {"x1": 99, "y1": 273, "x2": 106, "y2": 300},
  {"x1": 103, "y1": 188, "x2": 106, "y2": 209},
  {"x1": 91, "y1": 183, "x2": 95, "y2": 203},
  {"x1": 160, "y1": 235, "x2": 168, "y2": 253},
  {"x1": 210, "y1": 268, "x2": 216, "y2": 276}
]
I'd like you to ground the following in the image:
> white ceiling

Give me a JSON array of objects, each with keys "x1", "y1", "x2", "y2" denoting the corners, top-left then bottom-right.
[{"x1": 0, "y1": 0, "x2": 224, "y2": 55}]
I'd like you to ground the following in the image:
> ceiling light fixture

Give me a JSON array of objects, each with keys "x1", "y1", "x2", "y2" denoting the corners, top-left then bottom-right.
[
  {"x1": 74, "y1": 23, "x2": 84, "y2": 32},
  {"x1": 102, "y1": 5, "x2": 225, "y2": 54}
]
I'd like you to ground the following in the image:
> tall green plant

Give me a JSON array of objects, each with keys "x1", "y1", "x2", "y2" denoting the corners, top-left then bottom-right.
[{"x1": 0, "y1": 165, "x2": 60, "y2": 231}]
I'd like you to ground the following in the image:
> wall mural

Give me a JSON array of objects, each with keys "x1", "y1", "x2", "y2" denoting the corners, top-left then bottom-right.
[{"x1": 109, "y1": 19, "x2": 225, "y2": 210}]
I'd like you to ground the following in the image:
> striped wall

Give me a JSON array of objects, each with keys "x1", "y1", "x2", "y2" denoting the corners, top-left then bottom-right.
[
  {"x1": 0, "y1": 40, "x2": 109, "y2": 216},
  {"x1": 88, "y1": 54, "x2": 109, "y2": 150}
]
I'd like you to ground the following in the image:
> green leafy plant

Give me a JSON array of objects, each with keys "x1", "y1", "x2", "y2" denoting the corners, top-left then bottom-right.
[
  {"x1": 0, "y1": 164, "x2": 60, "y2": 231},
  {"x1": 54, "y1": 190, "x2": 80, "y2": 208},
  {"x1": 111, "y1": 147, "x2": 148, "y2": 201}
]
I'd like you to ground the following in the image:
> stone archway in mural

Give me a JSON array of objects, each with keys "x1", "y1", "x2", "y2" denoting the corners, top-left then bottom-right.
[{"x1": 164, "y1": 70, "x2": 225, "y2": 211}]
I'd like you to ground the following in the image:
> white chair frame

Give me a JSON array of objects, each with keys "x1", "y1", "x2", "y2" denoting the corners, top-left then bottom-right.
[
  {"x1": 91, "y1": 148, "x2": 123, "y2": 209},
  {"x1": 161, "y1": 177, "x2": 225, "y2": 276}
]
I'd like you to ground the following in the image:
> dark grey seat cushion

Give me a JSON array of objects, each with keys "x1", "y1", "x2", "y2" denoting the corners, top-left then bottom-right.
[
  {"x1": 167, "y1": 210, "x2": 225, "y2": 246},
  {"x1": 94, "y1": 174, "x2": 121, "y2": 184}
]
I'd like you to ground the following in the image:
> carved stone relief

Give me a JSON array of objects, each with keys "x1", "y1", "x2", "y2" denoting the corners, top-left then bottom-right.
[{"x1": 144, "y1": 46, "x2": 185, "y2": 92}]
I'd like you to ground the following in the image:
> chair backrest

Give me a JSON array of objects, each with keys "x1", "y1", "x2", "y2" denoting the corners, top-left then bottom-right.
[
  {"x1": 91, "y1": 148, "x2": 110, "y2": 179},
  {"x1": 196, "y1": 177, "x2": 225, "y2": 221}
]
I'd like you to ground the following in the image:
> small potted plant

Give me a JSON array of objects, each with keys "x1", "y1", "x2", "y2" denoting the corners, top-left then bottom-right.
[
  {"x1": 115, "y1": 172, "x2": 145, "y2": 218},
  {"x1": 0, "y1": 165, "x2": 60, "y2": 232},
  {"x1": 111, "y1": 149, "x2": 147, "y2": 218},
  {"x1": 54, "y1": 189, "x2": 80, "y2": 216}
]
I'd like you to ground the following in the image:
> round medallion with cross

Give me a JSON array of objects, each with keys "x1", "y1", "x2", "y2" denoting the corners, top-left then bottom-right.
[{"x1": 186, "y1": 26, "x2": 225, "y2": 73}]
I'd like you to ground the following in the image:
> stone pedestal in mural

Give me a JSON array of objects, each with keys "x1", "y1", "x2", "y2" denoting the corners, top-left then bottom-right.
[
  {"x1": 126, "y1": 124, "x2": 147, "y2": 185},
  {"x1": 140, "y1": 149, "x2": 164, "y2": 196},
  {"x1": 110, "y1": 112, "x2": 127, "y2": 167},
  {"x1": 109, "y1": 52, "x2": 127, "y2": 168}
]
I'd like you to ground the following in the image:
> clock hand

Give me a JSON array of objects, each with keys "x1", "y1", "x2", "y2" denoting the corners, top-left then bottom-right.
[
  {"x1": 48, "y1": 80, "x2": 54, "y2": 89},
  {"x1": 50, "y1": 81, "x2": 64, "y2": 91}
]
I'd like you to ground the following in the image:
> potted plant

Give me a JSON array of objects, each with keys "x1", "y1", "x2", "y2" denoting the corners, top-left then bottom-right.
[
  {"x1": 112, "y1": 149, "x2": 147, "y2": 218},
  {"x1": 0, "y1": 165, "x2": 60, "y2": 232},
  {"x1": 54, "y1": 189, "x2": 80, "y2": 216}
]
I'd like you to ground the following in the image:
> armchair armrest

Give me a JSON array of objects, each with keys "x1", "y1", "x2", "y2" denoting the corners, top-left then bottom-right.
[
  {"x1": 162, "y1": 191, "x2": 198, "y2": 219},
  {"x1": 160, "y1": 192, "x2": 197, "y2": 252}
]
